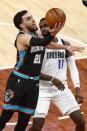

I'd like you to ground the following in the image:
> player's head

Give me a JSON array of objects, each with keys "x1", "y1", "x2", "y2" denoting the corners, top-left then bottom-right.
[
  {"x1": 39, "y1": 18, "x2": 50, "y2": 37},
  {"x1": 13, "y1": 10, "x2": 38, "y2": 32}
]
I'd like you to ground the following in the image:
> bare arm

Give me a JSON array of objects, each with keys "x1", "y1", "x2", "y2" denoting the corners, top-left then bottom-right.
[
  {"x1": 16, "y1": 33, "x2": 54, "y2": 50},
  {"x1": 40, "y1": 72, "x2": 65, "y2": 91},
  {"x1": 45, "y1": 41, "x2": 84, "y2": 54},
  {"x1": 16, "y1": 34, "x2": 31, "y2": 50},
  {"x1": 44, "y1": 41, "x2": 68, "y2": 50},
  {"x1": 45, "y1": 23, "x2": 84, "y2": 53},
  {"x1": 40, "y1": 72, "x2": 53, "y2": 81},
  {"x1": 17, "y1": 32, "x2": 84, "y2": 54}
]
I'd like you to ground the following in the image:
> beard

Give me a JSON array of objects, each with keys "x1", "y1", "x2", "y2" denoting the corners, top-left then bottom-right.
[
  {"x1": 27, "y1": 26, "x2": 38, "y2": 33},
  {"x1": 42, "y1": 30, "x2": 50, "y2": 37}
]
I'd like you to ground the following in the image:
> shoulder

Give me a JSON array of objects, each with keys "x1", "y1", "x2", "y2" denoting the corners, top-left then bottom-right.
[
  {"x1": 60, "y1": 39, "x2": 73, "y2": 57},
  {"x1": 17, "y1": 33, "x2": 32, "y2": 46},
  {"x1": 16, "y1": 34, "x2": 31, "y2": 50},
  {"x1": 17, "y1": 33, "x2": 31, "y2": 41},
  {"x1": 61, "y1": 39, "x2": 70, "y2": 46}
]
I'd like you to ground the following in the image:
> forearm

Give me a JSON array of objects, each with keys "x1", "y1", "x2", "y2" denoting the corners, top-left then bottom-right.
[
  {"x1": 40, "y1": 72, "x2": 53, "y2": 81},
  {"x1": 30, "y1": 34, "x2": 54, "y2": 46},
  {"x1": 44, "y1": 41, "x2": 68, "y2": 50},
  {"x1": 40, "y1": 72, "x2": 65, "y2": 90}
]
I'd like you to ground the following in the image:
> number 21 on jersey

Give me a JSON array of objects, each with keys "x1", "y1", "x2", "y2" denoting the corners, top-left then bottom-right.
[{"x1": 34, "y1": 54, "x2": 41, "y2": 64}]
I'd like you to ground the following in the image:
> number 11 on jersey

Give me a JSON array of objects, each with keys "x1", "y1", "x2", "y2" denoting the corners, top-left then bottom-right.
[{"x1": 58, "y1": 59, "x2": 64, "y2": 69}]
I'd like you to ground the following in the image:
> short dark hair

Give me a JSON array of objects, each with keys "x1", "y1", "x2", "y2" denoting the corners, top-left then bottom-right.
[
  {"x1": 13, "y1": 10, "x2": 28, "y2": 30},
  {"x1": 39, "y1": 18, "x2": 45, "y2": 27},
  {"x1": 40, "y1": 18, "x2": 45, "y2": 22}
]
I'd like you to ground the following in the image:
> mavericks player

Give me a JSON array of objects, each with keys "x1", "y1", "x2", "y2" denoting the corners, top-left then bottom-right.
[{"x1": 29, "y1": 18, "x2": 85, "y2": 131}]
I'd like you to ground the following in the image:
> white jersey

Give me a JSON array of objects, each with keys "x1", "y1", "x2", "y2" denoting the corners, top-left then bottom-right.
[
  {"x1": 40, "y1": 38, "x2": 67, "y2": 85},
  {"x1": 33, "y1": 38, "x2": 80, "y2": 117}
]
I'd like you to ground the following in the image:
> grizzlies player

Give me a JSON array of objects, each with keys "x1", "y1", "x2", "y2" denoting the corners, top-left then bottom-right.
[
  {"x1": 0, "y1": 10, "x2": 65, "y2": 131},
  {"x1": 0, "y1": 10, "x2": 82, "y2": 131},
  {"x1": 29, "y1": 18, "x2": 85, "y2": 131}
]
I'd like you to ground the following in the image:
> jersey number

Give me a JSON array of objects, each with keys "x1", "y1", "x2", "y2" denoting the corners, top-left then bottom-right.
[
  {"x1": 58, "y1": 59, "x2": 64, "y2": 69},
  {"x1": 34, "y1": 54, "x2": 41, "y2": 64}
]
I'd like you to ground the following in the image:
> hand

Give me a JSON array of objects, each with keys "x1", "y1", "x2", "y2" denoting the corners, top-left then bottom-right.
[
  {"x1": 49, "y1": 23, "x2": 64, "y2": 36},
  {"x1": 75, "y1": 87, "x2": 83, "y2": 104},
  {"x1": 67, "y1": 46, "x2": 84, "y2": 54},
  {"x1": 52, "y1": 78, "x2": 65, "y2": 91}
]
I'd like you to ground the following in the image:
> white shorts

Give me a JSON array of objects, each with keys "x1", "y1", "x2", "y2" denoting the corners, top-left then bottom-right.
[{"x1": 33, "y1": 83, "x2": 80, "y2": 118}]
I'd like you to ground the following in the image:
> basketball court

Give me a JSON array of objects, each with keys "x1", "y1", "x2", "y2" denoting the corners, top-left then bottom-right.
[{"x1": 0, "y1": 0, "x2": 87, "y2": 130}]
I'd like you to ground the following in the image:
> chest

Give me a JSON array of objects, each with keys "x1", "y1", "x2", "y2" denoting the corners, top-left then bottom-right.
[{"x1": 45, "y1": 49, "x2": 66, "y2": 59}]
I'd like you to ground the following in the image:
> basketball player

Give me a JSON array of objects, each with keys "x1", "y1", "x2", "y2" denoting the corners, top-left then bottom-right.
[
  {"x1": 0, "y1": 10, "x2": 84, "y2": 131},
  {"x1": 29, "y1": 18, "x2": 85, "y2": 131}
]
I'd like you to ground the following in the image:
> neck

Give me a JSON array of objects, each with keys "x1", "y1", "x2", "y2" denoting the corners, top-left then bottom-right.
[
  {"x1": 19, "y1": 29, "x2": 38, "y2": 38},
  {"x1": 22, "y1": 28, "x2": 34, "y2": 35},
  {"x1": 52, "y1": 37, "x2": 58, "y2": 43}
]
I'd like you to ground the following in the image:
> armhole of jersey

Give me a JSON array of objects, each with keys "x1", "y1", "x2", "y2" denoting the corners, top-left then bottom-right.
[
  {"x1": 59, "y1": 38, "x2": 67, "y2": 57},
  {"x1": 61, "y1": 39, "x2": 66, "y2": 45},
  {"x1": 57, "y1": 38, "x2": 65, "y2": 45},
  {"x1": 14, "y1": 32, "x2": 24, "y2": 48}
]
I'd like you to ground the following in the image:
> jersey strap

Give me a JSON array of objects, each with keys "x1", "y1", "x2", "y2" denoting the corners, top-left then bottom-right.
[{"x1": 61, "y1": 39, "x2": 66, "y2": 45}]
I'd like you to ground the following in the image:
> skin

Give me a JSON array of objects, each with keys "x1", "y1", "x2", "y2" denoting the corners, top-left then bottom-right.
[
  {"x1": 28, "y1": 19, "x2": 85, "y2": 131},
  {"x1": 39, "y1": 19, "x2": 83, "y2": 103},
  {"x1": 16, "y1": 12, "x2": 66, "y2": 51},
  {"x1": 16, "y1": 12, "x2": 84, "y2": 53}
]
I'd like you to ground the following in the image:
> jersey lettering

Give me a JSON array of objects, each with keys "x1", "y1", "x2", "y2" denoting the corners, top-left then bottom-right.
[
  {"x1": 34, "y1": 54, "x2": 41, "y2": 64},
  {"x1": 47, "y1": 51, "x2": 65, "y2": 59}
]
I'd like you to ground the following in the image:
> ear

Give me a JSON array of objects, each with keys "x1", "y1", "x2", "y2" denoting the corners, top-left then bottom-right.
[{"x1": 20, "y1": 23, "x2": 25, "y2": 29}]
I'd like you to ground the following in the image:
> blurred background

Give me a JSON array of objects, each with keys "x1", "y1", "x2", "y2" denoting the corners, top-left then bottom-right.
[{"x1": 0, "y1": 0, "x2": 87, "y2": 67}]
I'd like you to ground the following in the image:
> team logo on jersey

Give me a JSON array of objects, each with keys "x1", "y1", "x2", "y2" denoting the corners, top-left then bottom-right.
[
  {"x1": 5, "y1": 89, "x2": 14, "y2": 102},
  {"x1": 46, "y1": 51, "x2": 65, "y2": 59}
]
